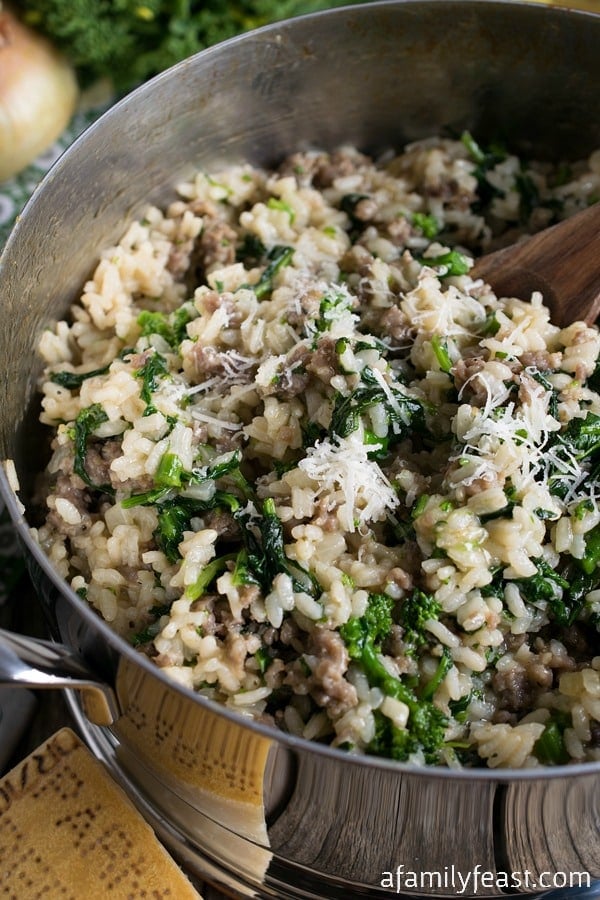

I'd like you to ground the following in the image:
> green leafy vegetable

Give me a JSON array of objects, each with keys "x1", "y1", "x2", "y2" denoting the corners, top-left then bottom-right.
[
  {"x1": 533, "y1": 711, "x2": 571, "y2": 765},
  {"x1": 267, "y1": 197, "x2": 295, "y2": 222},
  {"x1": 185, "y1": 552, "x2": 236, "y2": 600},
  {"x1": 578, "y1": 522, "x2": 600, "y2": 576},
  {"x1": 411, "y1": 211, "x2": 439, "y2": 239},
  {"x1": 512, "y1": 557, "x2": 572, "y2": 625},
  {"x1": 397, "y1": 589, "x2": 441, "y2": 653},
  {"x1": 340, "y1": 593, "x2": 448, "y2": 763},
  {"x1": 430, "y1": 334, "x2": 452, "y2": 373},
  {"x1": 21, "y1": 0, "x2": 369, "y2": 93},
  {"x1": 138, "y1": 306, "x2": 193, "y2": 348},
  {"x1": 417, "y1": 250, "x2": 471, "y2": 277},
  {"x1": 238, "y1": 497, "x2": 320, "y2": 597},
  {"x1": 330, "y1": 366, "x2": 427, "y2": 444},
  {"x1": 134, "y1": 350, "x2": 170, "y2": 414},
  {"x1": 515, "y1": 170, "x2": 540, "y2": 223},
  {"x1": 460, "y1": 130, "x2": 508, "y2": 212},
  {"x1": 248, "y1": 244, "x2": 294, "y2": 299},
  {"x1": 72, "y1": 403, "x2": 114, "y2": 493},
  {"x1": 421, "y1": 647, "x2": 453, "y2": 701},
  {"x1": 236, "y1": 233, "x2": 267, "y2": 266},
  {"x1": 255, "y1": 646, "x2": 273, "y2": 674},
  {"x1": 310, "y1": 288, "x2": 355, "y2": 337},
  {"x1": 50, "y1": 364, "x2": 109, "y2": 388},
  {"x1": 546, "y1": 412, "x2": 600, "y2": 499}
]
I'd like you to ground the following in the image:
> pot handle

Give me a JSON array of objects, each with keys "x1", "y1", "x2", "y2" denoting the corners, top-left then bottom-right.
[{"x1": 0, "y1": 628, "x2": 119, "y2": 726}]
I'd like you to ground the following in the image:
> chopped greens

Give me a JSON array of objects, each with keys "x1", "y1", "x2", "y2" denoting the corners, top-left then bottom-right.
[
  {"x1": 430, "y1": 334, "x2": 453, "y2": 374},
  {"x1": 340, "y1": 593, "x2": 448, "y2": 763},
  {"x1": 71, "y1": 403, "x2": 113, "y2": 494},
  {"x1": 50, "y1": 365, "x2": 110, "y2": 388},
  {"x1": 411, "y1": 212, "x2": 439, "y2": 239},
  {"x1": 397, "y1": 589, "x2": 442, "y2": 653},
  {"x1": 138, "y1": 306, "x2": 194, "y2": 348},
  {"x1": 248, "y1": 244, "x2": 294, "y2": 299},
  {"x1": 134, "y1": 350, "x2": 170, "y2": 414},
  {"x1": 236, "y1": 497, "x2": 320, "y2": 598},
  {"x1": 533, "y1": 712, "x2": 571, "y2": 765},
  {"x1": 185, "y1": 553, "x2": 236, "y2": 601},
  {"x1": 418, "y1": 249, "x2": 471, "y2": 277},
  {"x1": 330, "y1": 367, "x2": 427, "y2": 445}
]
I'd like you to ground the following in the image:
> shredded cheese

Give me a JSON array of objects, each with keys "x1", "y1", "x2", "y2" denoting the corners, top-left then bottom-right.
[{"x1": 298, "y1": 433, "x2": 400, "y2": 532}]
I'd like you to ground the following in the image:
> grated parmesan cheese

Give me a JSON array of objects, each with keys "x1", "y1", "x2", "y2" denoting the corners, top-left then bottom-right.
[{"x1": 298, "y1": 433, "x2": 400, "y2": 532}]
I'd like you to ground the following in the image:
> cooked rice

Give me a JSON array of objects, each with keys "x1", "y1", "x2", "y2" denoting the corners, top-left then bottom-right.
[{"x1": 31, "y1": 135, "x2": 600, "y2": 768}]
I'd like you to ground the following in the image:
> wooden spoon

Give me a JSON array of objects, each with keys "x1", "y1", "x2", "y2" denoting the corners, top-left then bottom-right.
[{"x1": 471, "y1": 201, "x2": 600, "y2": 328}]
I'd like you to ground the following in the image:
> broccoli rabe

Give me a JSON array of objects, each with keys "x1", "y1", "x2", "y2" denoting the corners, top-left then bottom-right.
[
  {"x1": 71, "y1": 403, "x2": 114, "y2": 494},
  {"x1": 50, "y1": 364, "x2": 110, "y2": 389},
  {"x1": 137, "y1": 306, "x2": 194, "y2": 348},
  {"x1": 340, "y1": 593, "x2": 448, "y2": 763},
  {"x1": 397, "y1": 589, "x2": 442, "y2": 653},
  {"x1": 134, "y1": 350, "x2": 170, "y2": 415},
  {"x1": 329, "y1": 366, "x2": 427, "y2": 446},
  {"x1": 513, "y1": 558, "x2": 579, "y2": 627},
  {"x1": 417, "y1": 250, "x2": 471, "y2": 277},
  {"x1": 533, "y1": 711, "x2": 571, "y2": 765},
  {"x1": 185, "y1": 552, "x2": 236, "y2": 600},
  {"x1": 235, "y1": 497, "x2": 320, "y2": 597},
  {"x1": 340, "y1": 592, "x2": 394, "y2": 653},
  {"x1": 243, "y1": 244, "x2": 294, "y2": 299},
  {"x1": 460, "y1": 131, "x2": 508, "y2": 212},
  {"x1": 430, "y1": 334, "x2": 452, "y2": 374},
  {"x1": 411, "y1": 212, "x2": 439, "y2": 239},
  {"x1": 123, "y1": 449, "x2": 248, "y2": 509}
]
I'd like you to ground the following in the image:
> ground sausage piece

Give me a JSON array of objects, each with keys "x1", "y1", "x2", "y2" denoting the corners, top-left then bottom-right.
[
  {"x1": 200, "y1": 289, "x2": 243, "y2": 326},
  {"x1": 378, "y1": 305, "x2": 414, "y2": 343},
  {"x1": 305, "y1": 626, "x2": 358, "y2": 718},
  {"x1": 520, "y1": 349, "x2": 562, "y2": 371},
  {"x1": 452, "y1": 356, "x2": 490, "y2": 404},
  {"x1": 386, "y1": 217, "x2": 413, "y2": 247},
  {"x1": 203, "y1": 509, "x2": 240, "y2": 541},
  {"x1": 188, "y1": 218, "x2": 237, "y2": 285},
  {"x1": 313, "y1": 149, "x2": 371, "y2": 188},
  {"x1": 491, "y1": 665, "x2": 533, "y2": 713},
  {"x1": 85, "y1": 440, "x2": 128, "y2": 492},
  {"x1": 46, "y1": 473, "x2": 92, "y2": 536},
  {"x1": 312, "y1": 497, "x2": 339, "y2": 532},
  {"x1": 261, "y1": 344, "x2": 311, "y2": 400},
  {"x1": 306, "y1": 337, "x2": 339, "y2": 384},
  {"x1": 339, "y1": 244, "x2": 374, "y2": 274}
]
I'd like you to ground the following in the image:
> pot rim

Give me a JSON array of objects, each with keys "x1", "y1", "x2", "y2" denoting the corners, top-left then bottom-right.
[{"x1": 2, "y1": 0, "x2": 600, "y2": 784}]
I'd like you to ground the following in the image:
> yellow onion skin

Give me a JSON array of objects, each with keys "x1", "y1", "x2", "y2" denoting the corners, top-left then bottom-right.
[{"x1": 0, "y1": 7, "x2": 78, "y2": 182}]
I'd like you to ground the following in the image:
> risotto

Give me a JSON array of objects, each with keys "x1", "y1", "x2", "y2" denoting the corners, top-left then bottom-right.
[{"x1": 32, "y1": 134, "x2": 600, "y2": 768}]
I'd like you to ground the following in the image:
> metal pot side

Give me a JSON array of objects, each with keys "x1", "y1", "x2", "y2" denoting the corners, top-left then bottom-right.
[{"x1": 1, "y1": 2, "x2": 600, "y2": 896}]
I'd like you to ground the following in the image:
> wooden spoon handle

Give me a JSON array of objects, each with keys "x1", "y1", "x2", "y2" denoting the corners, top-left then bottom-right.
[{"x1": 471, "y1": 201, "x2": 600, "y2": 328}]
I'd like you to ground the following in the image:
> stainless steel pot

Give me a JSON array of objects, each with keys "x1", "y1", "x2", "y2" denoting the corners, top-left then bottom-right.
[{"x1": 1, "y1": 2, "x2": 600, "y2": 897}]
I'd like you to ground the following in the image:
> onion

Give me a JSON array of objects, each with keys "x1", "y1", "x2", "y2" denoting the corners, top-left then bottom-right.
[{"x1": 0, "y1": 6, "x2": 78, "y2": 182}]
